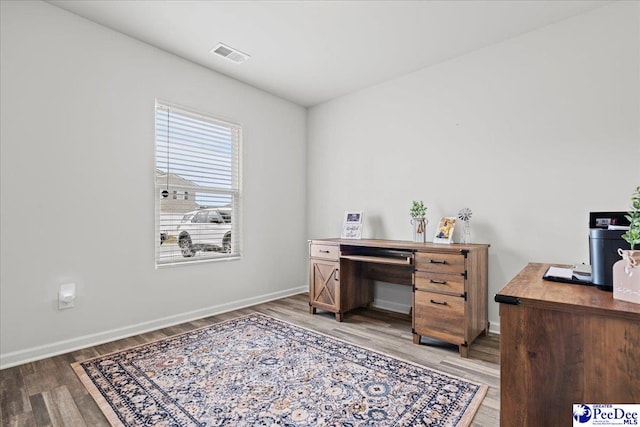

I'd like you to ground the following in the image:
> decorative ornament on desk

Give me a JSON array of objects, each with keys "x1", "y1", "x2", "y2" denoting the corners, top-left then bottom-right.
[
  {"x1": 458, "y1": 208, "x2": 473, "y2": 244},
  {"x1": 410, "y1": 200, "x2": 428, "y2": 243},
  {"x1": 614, "y1": 185, "x2": 640, "y2": 304}
]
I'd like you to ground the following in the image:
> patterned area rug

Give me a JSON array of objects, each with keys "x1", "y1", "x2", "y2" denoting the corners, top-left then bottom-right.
[{"x1": 73, "y1": 313, "x2": 487, "y2": 426}]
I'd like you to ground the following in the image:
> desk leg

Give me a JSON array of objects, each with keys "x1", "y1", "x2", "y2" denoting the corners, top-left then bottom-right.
[
  {"x1": 459, "y1": 344, "x2": 469, "y2": 358},
  {"x1": 335, "y1": 312, "x2": 343, "y2": 322},
  {"x1": 413, "y1": 333, "x2": 420, "y2": 344},
  {"x1": 309, "y1": 305, "x2": 316, "y2": 314}
]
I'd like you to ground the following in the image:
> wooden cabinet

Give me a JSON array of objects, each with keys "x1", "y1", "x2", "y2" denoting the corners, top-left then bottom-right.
[
  {"x1": 308, "y1": 242, "x2": 372, "y2": 321},
  {"x1": 412, "y1": 247, "x2": 488, "y2": 357},
  {"x1": 309, "y1": 259, "x2": 340, "y2": 312},
  {"x1": 309, "y1": 242, "x2": 340, "y2": 320},
  {"x1": 308, "y1": 239, "x2": 488, "y2": 357},
  {"x1": 496, "y1": 263, "x2": 640, "y2": 426}
]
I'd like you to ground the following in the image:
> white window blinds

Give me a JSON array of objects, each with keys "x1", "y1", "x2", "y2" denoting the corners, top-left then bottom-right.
[{"x1": 155, "y1": 101, "x2": 241, "y2": 266}]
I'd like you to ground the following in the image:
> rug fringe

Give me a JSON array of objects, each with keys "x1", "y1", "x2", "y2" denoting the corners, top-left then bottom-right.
[{"x1": 457, "y1": 382, "x2": 489, "y2": 427}]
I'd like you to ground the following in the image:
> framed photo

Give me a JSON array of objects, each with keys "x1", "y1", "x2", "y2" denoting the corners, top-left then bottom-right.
[
  {"x1": 344, "y1": 211, "x2": 362, "y2": 224},
  {"x1": 341, "y1": 211, "x2": 363, "y2": 239},
  {"x1": 433, "y1": 216, "x2": 456, "y2": 244}
]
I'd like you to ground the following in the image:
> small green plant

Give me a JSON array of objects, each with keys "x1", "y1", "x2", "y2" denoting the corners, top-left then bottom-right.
[
  {"x1": 410, "y1": 200, "x2": 427, "y2": 218},
  {"x1": 622, "y1": 185, "x2": 640, "y2": 250}
]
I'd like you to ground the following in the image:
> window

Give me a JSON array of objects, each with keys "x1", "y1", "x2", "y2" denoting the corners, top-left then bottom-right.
[{"x1": 155, "y1": 101, "x2": 242, "y2": 266}]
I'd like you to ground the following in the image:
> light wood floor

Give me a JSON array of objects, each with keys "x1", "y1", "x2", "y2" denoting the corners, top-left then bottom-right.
[{"x1": 0, "y1": 293, "x2": 500, "y2": 426}]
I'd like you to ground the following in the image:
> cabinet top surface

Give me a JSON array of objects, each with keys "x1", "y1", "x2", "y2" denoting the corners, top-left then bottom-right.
[
  {"x1": 497, "y1": 262, "x2": 640, "y2": 317},
  {"x1": 310, "y1": 238, "x2": 489, "y2": 252}
]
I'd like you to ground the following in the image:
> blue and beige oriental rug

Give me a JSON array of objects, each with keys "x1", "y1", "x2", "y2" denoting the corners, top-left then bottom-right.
[{"x1": 73, "y1": 313, "x2": 487, "y2": 426}]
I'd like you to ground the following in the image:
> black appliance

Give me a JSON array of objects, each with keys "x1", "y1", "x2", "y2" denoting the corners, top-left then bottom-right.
[{"x1": 589, "y1": 212, "x2": 631, "y2": 291}]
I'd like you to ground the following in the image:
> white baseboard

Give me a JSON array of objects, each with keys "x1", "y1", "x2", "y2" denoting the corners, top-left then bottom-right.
[
  {"x1": 0, "y1": 285, "x2": 307, "y2": 369},
  {"x1": 488, "y1": 321, "x2": 500, "y2": 335}
]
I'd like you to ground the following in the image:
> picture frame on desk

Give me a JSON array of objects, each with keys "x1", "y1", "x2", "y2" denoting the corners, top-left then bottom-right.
[
  {"x1": 433, "y1": 216, "x2": 456, "y2": 244},
  {"x1": 341, "y1": 211, "x2": 363, "y2": 239}
]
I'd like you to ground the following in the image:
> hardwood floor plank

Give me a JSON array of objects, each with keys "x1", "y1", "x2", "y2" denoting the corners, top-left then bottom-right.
[
  {"x1": 0, "y1": 293, "x2": 500, "y2": 426},
  {"x1": 0, "y1": 367, "x2": 31, "y2": 422},
  {"x1": 73, "y1": 394, "x2": 110, "y2": 427},
  {"x1": 1, "y1": 412, "x2": 37, "y2": 427},
  {"x1": 42, "y1": 386, "x2": 86, "y2": 427},
  {"x1": 50, "y1": 355, "x2": 87, "y2": 403},
  {"x1": 20, "y1": 359, "x2": 60, "y2": 396},
  {"x1": 27, "y1": 393, "x2": 51, "y2": 427},
  {"x1": 68, "y1": 348, "x2": 100, "y2": 364}
]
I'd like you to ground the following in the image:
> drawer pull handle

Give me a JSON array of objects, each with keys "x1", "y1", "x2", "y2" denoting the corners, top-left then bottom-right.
[
  {"x1": 319, "y1": 250, "x2": 330, "y2": 253},
  {"x1": 334, "y1": 269, "x2": 339, "y2": 281},
  {"x1": 430, "y1": 279, "x2": 447, "y2": 284},
  {"x1": 429, "y1": 259, "x2": 447, "y2": 264},
  {"x1": 430, "y1": 299, "x2": 448, "y2": 306}
]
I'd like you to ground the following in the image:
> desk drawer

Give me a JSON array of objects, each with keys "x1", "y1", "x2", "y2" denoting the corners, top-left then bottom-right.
[
  {"x1": 414, "y1": 291, "x2": 465, "y2": 343},
  {"x1": 415, "y1": 252, "x2": 465, "y2": 274},
  {"x1": 310, "y1": 243, "x2": 339, "y2": 261},
  {"x1": 414, "y1": 271, "x2": 464, "y2": 294}
]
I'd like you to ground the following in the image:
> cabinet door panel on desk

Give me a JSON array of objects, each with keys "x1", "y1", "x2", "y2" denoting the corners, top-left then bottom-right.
[
  {"x1": 311, "y1": 261, "x2": 339, "y2": 309},
  {"x1": 413, "y1": 291, "x2": 464, "y2": 343}
]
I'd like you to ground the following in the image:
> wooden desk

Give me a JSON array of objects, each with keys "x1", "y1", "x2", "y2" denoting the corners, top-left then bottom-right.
[
  {"x1": 308, "y1": 238, "x2": 489, "y2": 357},
  {"x1": 496, "y1": 263, "x2": 640, "y2": 426}
]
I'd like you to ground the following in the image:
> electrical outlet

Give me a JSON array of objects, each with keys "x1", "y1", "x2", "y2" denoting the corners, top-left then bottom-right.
[{"x1": 59, "y1": 283, "x2": 75, "y2": 309}]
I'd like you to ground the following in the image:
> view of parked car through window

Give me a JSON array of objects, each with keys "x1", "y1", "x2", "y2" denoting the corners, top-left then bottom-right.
[{"x1": 176, "y1": 208, "x2": 232, "y2": 257}]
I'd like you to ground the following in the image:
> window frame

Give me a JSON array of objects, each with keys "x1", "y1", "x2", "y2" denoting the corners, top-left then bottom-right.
[{"x1": 154, "y1": 100, "x2": 242, "y2": 267}]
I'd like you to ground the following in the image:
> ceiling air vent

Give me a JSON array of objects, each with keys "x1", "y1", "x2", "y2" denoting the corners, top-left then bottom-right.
[{"x1": 210, "y1": 43, "x2": 250, "y2": 64}]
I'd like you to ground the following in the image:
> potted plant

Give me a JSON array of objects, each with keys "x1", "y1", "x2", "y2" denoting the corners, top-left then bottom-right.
[
  {"x1": 410, "y1": 201, "x2": 427, "y2": 243},
  {"x1": 613, "y1": 185, "x2": 640, "y2": 304}
]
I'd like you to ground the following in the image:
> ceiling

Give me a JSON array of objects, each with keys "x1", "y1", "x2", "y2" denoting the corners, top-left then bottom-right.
[{"x1": 47, "y1": 0, "x2": 611, "y2": 107}]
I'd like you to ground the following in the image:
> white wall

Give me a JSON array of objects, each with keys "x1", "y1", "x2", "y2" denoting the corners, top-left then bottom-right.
[
  {"x1": 0, "y1": 1, "x2": 307, "y2": 367},
  {"x1": 307, "y1": 2, "x2": 640, "y2": 331}
]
